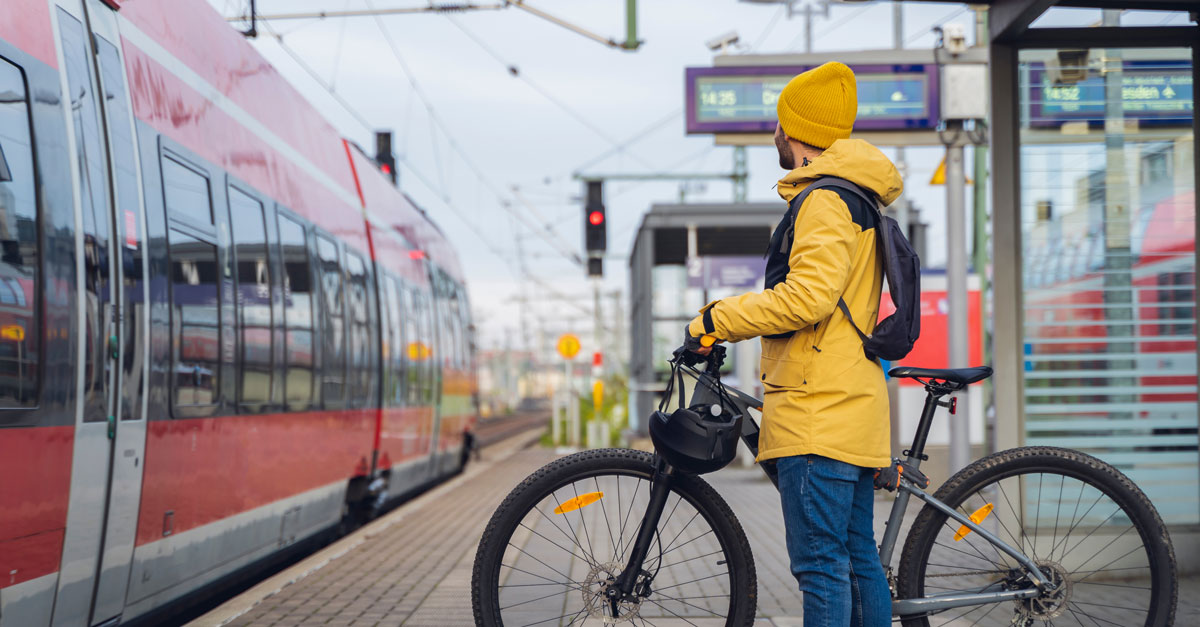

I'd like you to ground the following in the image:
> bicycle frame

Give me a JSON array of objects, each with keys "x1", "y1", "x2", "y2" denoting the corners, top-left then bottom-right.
[{"x1": 656, "y1": 366, "x2": 1055, "y2": 619}]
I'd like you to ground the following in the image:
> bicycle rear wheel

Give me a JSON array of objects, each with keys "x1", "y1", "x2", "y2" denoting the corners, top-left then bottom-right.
[
  {"x1": 897, "y1": 446, "x2": 1177, "y2": 627},
  {"x1": 472, "y1": 448, "x2": 757, "y2": 627}
]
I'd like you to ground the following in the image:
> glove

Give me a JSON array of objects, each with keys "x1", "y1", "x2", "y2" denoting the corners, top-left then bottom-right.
[{"x1": 682, "y1": 326, "x2": 705, "y2": 353}]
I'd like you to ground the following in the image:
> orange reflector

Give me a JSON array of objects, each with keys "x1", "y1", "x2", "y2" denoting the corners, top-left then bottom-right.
[
  {"x1": 954, "y1": 503, "x2": 994, "y2": 541},
  {"x1": 553, "y1": 491, "x2": 603, "y2": 515}
]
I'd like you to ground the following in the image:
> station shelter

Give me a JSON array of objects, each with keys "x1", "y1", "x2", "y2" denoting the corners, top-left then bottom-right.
[{"x1": 946, "y1": 1, "x2": 1200, "y2": 561}]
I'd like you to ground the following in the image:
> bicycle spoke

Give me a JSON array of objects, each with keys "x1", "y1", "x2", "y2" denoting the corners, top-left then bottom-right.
[
  {"x1": 532, "y1": 500, "x2": 599, "y2": 568},
  {"x1": 642, "y1": 598, "x2": 703, "y2": 626},
  {"x1": 1067, "y1": 602, "x2": 1129, "y2": 627},
  {"x1": 499, "y1": 562, "x2": 586, "y2": 591},
  {"x1": 595, "y1": 476, "x2": 620, "y2": 558},
  {"x1": 518, "y1": 522, "x2": 596, "y2": 567},
  {"x1": 570, "y1": 483, "x2": 599, "y2": 562},
  {"x1": 552, "y1": 490, "x2": 596, "y2": 564},
  {"x1": 651, "y1": 571, "x2": 729, "y2": 593}
]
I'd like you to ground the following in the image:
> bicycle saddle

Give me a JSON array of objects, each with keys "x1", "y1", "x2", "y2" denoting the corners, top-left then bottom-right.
[{"x1": 888, "y1": 366, "x2": 993, "y2": 386}]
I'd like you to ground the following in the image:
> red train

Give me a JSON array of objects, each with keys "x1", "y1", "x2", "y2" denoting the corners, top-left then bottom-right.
[{"x1": 0, "y1": 1, "x2": 477, "y2": 624}]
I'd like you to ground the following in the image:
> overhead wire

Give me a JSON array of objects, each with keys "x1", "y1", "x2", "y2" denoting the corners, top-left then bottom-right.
[
  {"x1": 786, "y1": 1, "x2": 877, "y2": 51},
  {"x1": 364, "y1": 0, "x2": 584, "y2": 266},
  {"x1": 258, "y1": 14, "x2": 522, "y2": 275},
  {"x1": 905, "y1": 6, "x2": 969, "y2": 46},
  {"x1": 442, "y1": 15, "x2": 658, "y2": 173}
]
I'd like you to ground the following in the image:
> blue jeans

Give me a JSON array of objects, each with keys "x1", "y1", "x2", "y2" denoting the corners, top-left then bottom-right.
[{"x1": 777, "y1": 455, "x2": 891, "y2": 627}]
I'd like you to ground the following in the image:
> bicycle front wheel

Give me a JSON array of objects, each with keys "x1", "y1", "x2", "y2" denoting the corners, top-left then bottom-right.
[
  {"x1": 897, "y1": 446, "x2": 1177, "y2": 627},
  {"x1": 472, "y1": 448, "x2": 757, "y2": 627}
]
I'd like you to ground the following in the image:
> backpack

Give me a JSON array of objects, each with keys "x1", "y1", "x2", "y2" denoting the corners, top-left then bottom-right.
[{"x1": 779, "y1": 177, "x2": 921, "y2": 362}]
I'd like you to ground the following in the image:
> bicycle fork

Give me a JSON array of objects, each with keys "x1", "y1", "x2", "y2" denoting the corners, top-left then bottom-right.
[{"x1": 612, "y1": 458, "x2": 676, "y2": 603}]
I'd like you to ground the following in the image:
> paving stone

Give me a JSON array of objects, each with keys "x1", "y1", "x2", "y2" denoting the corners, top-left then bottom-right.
[{"x1": 212, "y1": 449, "x2": 1200, "y2": 626}]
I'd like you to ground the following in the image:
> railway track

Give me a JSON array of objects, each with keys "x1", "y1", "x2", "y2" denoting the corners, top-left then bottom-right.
[{"x1": 474, "y1": 411, "x2": 551, "y2": 448}]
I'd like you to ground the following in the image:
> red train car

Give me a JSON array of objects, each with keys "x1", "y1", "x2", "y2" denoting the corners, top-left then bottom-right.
[{"x1": 0, "y1": 1, "x2": 477, "y2": 624}]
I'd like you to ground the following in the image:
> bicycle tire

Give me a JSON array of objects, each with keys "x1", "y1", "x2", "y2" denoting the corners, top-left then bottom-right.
[
  {"x1": 896, "y1": 446, "x2": 1177, "y2": 627},
  {"x1": 472, "y1": 448, "x2": 757, "y2": 626}
]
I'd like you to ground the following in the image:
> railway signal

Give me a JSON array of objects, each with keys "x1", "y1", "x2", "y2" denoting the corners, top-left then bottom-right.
[{"x1": 583, "y1": 180, "x2": 605, "y2": 277}]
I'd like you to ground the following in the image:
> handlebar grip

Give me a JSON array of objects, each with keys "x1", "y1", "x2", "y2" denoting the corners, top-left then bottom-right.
[{"x1": 700, "y1": 335, "x2": 717, "y2": 348}]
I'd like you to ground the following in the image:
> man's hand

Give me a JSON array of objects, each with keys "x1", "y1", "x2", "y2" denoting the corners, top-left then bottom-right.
[{"x1": 682, "y1": 326, "x2": 716, "y2": 356}]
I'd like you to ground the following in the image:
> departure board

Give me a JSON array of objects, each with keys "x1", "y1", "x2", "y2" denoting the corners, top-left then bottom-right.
[
  {"x1": 1029, "y1": 61, "x2": 1193, "y2": 126},
  {"x1": 685, "y1": 64, "x2": 939, "y2": 134}
]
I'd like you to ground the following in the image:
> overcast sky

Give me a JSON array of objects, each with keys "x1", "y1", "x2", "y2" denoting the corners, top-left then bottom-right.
[{"x1": 204, "y1": 1, "x2": 1187, "y2": 357}]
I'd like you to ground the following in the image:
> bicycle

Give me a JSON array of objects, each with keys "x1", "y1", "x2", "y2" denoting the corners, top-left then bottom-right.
[{"x1": 472, "y1": 344, "x2": 1178, "y2": 626}]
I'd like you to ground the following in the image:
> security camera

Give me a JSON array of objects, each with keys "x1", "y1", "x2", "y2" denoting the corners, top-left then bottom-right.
[
  {"x1": 705, "y1": 31, "x2": 740, "y2": 52},
  {"x1": 939, "y1": 23, "x2": 968, "y2": 56}
]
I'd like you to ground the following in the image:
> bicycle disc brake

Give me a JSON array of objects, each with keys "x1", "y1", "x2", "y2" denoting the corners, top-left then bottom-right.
[{"x1": 582, "y1": 561, "x2": 642, "y2": 624}]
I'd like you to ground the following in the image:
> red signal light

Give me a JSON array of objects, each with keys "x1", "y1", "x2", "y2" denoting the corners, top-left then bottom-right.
[
  {"x1": 588, "y1": 211, "x2": 604, "y2": 226},
  {"x1": 381, "y1": 163, "x2": 392, "y2": 175}
]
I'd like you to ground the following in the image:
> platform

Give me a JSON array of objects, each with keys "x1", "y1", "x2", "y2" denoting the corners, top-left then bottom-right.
[{"x1": 190, "y1": 438, "x2": 1200, "y2": 627}]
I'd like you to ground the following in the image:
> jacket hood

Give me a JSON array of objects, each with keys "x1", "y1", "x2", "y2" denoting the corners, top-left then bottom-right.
[{"x1": 776, "y1": 138, "x2": 903, "y2": 206}]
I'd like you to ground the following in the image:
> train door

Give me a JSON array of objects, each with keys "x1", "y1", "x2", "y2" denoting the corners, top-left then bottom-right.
[
  {"x1": 50, "y1": 1, "x2": 148, "y2": 625},
  {"x1": 425, "y1": 267, "x2": 446, "y2": 475}
]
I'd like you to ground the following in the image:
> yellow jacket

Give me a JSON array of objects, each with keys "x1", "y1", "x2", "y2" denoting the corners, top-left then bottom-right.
[{"x1": 688, "y1": 139, "x2": 903, "y2": 468}]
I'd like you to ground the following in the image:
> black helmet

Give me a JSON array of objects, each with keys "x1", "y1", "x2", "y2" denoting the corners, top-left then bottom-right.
[{"x1": 648, "y1": 404, "x2": 742, "y2": 475}]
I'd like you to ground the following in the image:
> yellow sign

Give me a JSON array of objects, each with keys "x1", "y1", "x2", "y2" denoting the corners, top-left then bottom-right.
[
  {"x1": 930, "y1": 158, "x2": 946, "y2": 185},
  {"x1": 1, "y1": 325, "x2": 25, "y2": 341},
  {"x1": 407, "y1": 342, "x2": 431, "y2": 361},
  {"x1": 556, "y1": 333, "x2": 581, "y2": 360},
  {"x1": 592, "y1": 380, "x2": 604, "y2": 412},
  {"x1": 930, "y1": 156, "x2": 973, "y2": 186}
]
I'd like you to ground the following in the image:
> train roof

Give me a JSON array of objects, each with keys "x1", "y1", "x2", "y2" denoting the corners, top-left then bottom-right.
[{"x1": 91, "y1": 0, "x2": 464, "y2": 283}]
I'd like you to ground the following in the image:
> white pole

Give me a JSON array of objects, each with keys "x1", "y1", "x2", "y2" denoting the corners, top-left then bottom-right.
[{"x1": 946, "y1": 137, "x2": 971, "y2": 473}]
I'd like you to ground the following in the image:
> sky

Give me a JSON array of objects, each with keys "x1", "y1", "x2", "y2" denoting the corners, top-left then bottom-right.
[{"x1": 201, "y1": 0, "x2": 1156, "y2": 359}]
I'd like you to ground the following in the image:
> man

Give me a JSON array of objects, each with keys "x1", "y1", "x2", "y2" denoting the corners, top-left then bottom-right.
[{"x1": 685, "y1": 62, "x2": 901, "y2": 626}]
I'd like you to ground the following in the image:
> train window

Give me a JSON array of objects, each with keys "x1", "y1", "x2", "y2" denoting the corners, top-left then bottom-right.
[
  {"x1": 383, "y1": 276, "x2": 404, "y2": 406},
  {"x1": 230, "y1": 188, "x2": 272, "y2": 411},
  {"x1": 0, "y1": 58, "x2": 38, "y2": 411},
  {"x1": 278, "y1": 215, "x2": 314, "y2": 410},
  {"x1": 162, "y1": 157, "x2": 213, "y2": 226},
  {"x1": 317, "y1": 235, "x2": 345, "y2": 405},
  {"x1": 344, "y1": 251, "x2": 373, "y2": 408},
  {"x1": 169, "y1": 230, "x2": 221, "y2": 413},
  {"x1": 417, "y1": 289, "x2": 436, "y2": 404}
]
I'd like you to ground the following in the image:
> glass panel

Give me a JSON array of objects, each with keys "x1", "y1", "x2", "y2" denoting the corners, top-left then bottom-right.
[
  {"x1": 170, "y1": 230, "x2": 220, "y2": 409},
  {"x1": 60, "y1": 10, "x2": 112, "y2": 422},
  {"x1": 162, "y1": 157, "x2": 213, "y2": 224},
  {"x1": 1019, "y1": 47, "x2": 1198, "y2": 525},
  {"x1": 317, "y1": 235, "x2": 344, "y2": 405},
  {"x1": 278, "y1": 215, "x2": 313, "y2": 410},
  {"x1": 345, "y1": 252, "x2": 372, "y2": 408},
  {"x1": 96, "y1": 36, "x2": 145, "y2": 422},
  {"x1": 0, "y1": 58, "x2": 38, "y2": 410},
  {"x1": 230, "y1": 188, "x2": 271, "y2": 410}
]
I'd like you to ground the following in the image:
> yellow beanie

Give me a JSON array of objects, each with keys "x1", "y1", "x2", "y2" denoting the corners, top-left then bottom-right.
[{"x1": 776, "y1": 62, "x2": 857, "y2": 149}]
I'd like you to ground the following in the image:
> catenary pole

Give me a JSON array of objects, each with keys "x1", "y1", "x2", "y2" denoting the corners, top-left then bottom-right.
[{"x1": 946, "y1": 125, "x2": 971, "y2": 473}]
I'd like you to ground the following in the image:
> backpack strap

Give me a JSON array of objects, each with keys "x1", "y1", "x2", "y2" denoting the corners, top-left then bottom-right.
[{"x1": 792, "y1": 175, "x2": 888, "y2": 341}]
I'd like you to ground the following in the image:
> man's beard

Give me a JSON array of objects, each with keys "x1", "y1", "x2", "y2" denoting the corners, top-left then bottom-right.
[{"x1": 775, "y1": 131, "x2": 795, "y2": 170}]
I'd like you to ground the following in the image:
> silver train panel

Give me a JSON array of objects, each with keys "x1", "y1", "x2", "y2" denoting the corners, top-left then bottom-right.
[
  {"x1": 121, "y1": 480, "x2": 345, "y2": 619},
  {"x1": 0, "y1": 573, "x2": 56, "y2": 627}
]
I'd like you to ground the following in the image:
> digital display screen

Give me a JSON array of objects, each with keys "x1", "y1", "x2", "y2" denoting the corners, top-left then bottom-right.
[
  {"x1": 686, "y1": 64, "x2": 939, "y2": 134},
  {"x1": 1029, "y1": 61, "x2": 1193, "y2": 127}
]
